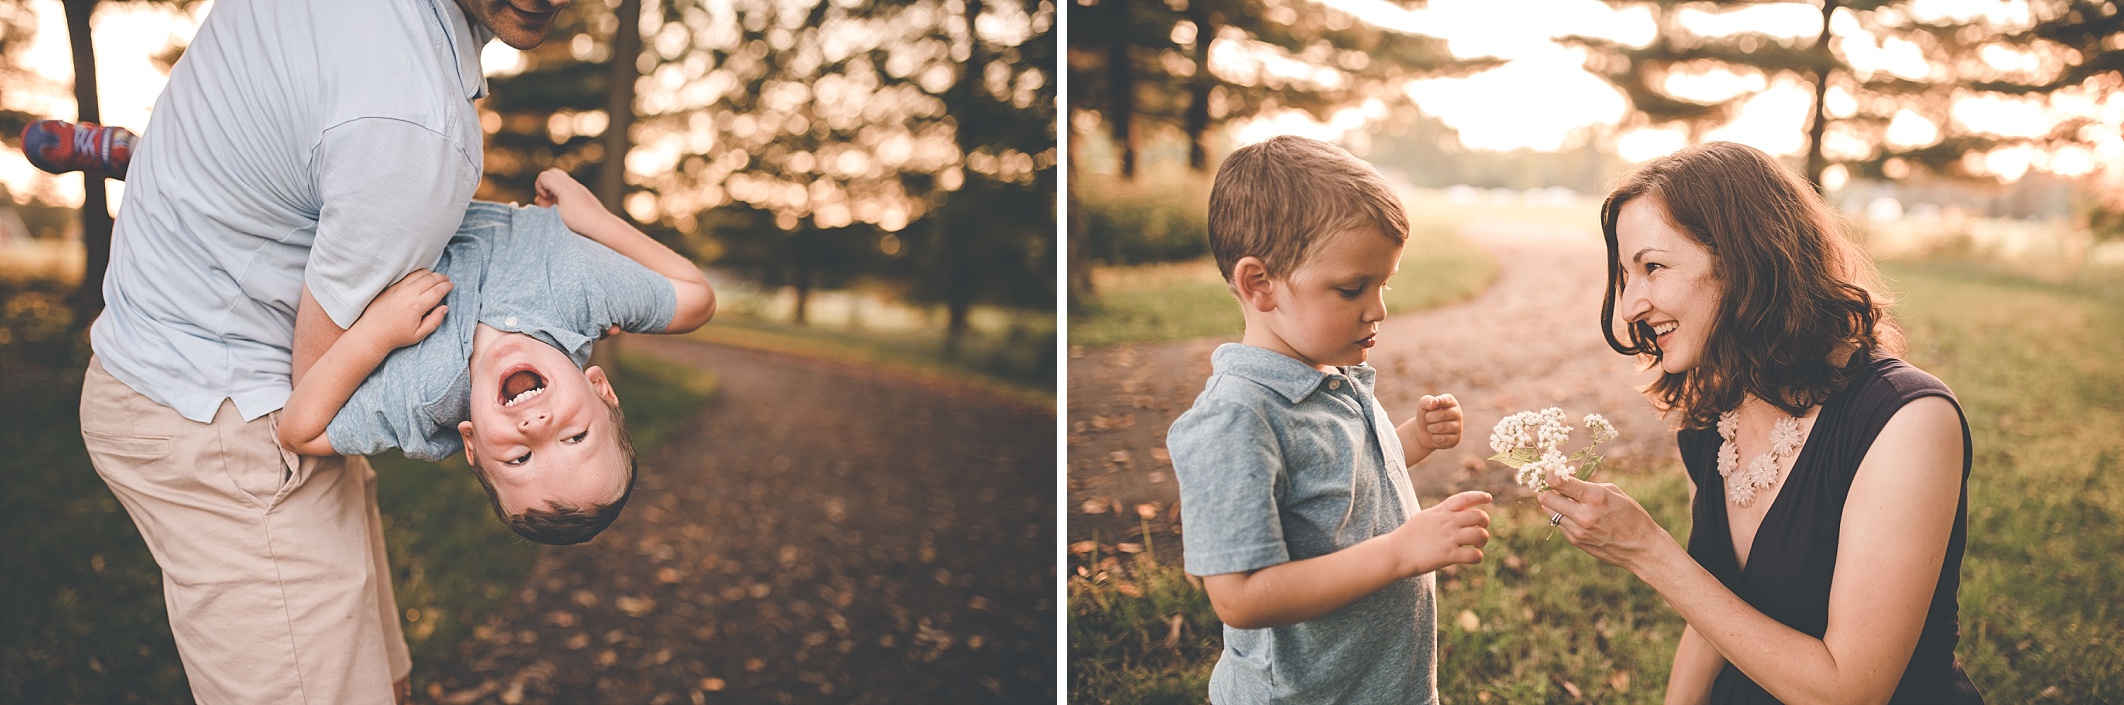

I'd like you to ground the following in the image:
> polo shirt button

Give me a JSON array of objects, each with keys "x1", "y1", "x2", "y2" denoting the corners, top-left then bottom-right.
[
  {"x1": 1328, "y1": 379, "x2": 1342, "y2": 390},
  {"x1": 506, "y1": 316, "x2": 518, "y2": 326}
]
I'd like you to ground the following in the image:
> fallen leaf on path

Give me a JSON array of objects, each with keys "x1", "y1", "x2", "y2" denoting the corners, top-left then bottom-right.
[
  {"x1": 595, "y1": 649, "x2": 617, "y2": 667},
  {"x1": 1163, "y1": 614, "x2": 1184, "y2": 649},
  {"x1": 1151, "y1": 448, "x2": 1170, "y2": 462},
  {"x1": 1457, "y1": 610, "x2": 1481, "y2": 632},
  {"x1": 1115, "y1": 543, "x2": 1143, "y2": 553},
  {"x1": 616, "y1": 595, "x2": 656, "y2": 617},
  {"x1": 745, "y1": 657, "x2": 767, "y2": 672},
  {"x1": 437, "y1": 681, "x2": 496, "y2": 705},
  {"x1": 700, "y1": 678, "x2": 727, "y2": 691},
  {"x1": 1560, "y1": 678, "x2": 1582, "y2": 699},
  {"x1": 657, "y1": 567, "x2": 684, "y2": 584},
  {"x1": 1109, "y1": 450, "x2": 1131, "y2": 465},
  {"x1": 565, "y1": 632, "x2": 591, "y2": 649},
  {"x1": 1609, "y1": 671, "x2": 1631, "y2": 693}
]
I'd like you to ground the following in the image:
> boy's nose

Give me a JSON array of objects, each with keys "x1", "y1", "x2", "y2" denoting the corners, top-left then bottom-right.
[{"x1": 520, "y1": 411, "x2": 549, "y2": 429}]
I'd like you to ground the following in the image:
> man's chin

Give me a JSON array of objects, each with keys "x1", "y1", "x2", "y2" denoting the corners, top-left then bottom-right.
[{"x1": 493, "y1": 25, "x2": 554, "y2": 50}]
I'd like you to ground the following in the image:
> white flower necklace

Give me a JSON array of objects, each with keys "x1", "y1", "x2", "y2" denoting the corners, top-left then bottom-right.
[{"x1": 1715, "y1": 405, "x2": 1808, "y2": 506}]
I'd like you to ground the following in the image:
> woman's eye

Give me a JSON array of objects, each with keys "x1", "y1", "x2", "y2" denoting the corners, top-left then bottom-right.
[
  {"x1": 1644, "y1": 262, "x2": 1665, "y2": 274},
  {"x1": 1336, "y1": 288, "x2": 1362, "y2": 299}
]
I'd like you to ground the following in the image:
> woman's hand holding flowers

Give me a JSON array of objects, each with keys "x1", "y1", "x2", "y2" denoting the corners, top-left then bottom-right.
[{"x1": 1536, "y1": 471, "x2": 1681, "y2": 573}]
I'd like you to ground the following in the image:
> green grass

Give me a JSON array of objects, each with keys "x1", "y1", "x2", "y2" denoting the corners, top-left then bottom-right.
[
  {"x1": 0, "y1": 277, "x2": 719, "y2": 702},
  {"x1": 1069, "y1": 257, "x2": 2124, "y2": 704},
  {"x1": 688, "y1": 310, "x2": 1056, "y2": 404},
  {"x1": 1069, "y1": 219, "x2": 1498, "y2": 347}
]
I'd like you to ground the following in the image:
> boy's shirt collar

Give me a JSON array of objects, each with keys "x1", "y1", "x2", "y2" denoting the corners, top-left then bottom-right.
[{"x1": 1210, "y1": 343, "x2": 1376, "y2": 404}]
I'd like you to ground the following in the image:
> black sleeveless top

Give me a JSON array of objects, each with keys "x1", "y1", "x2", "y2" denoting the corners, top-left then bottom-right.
[{"x1": 1678, "y1": 357, "x2": 1982, "y2": 705}]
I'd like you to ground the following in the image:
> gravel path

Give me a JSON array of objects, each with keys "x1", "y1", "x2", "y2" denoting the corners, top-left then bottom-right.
[
  {"x1": 434, "y1": 338, "x2": 1055, "y2": 704},
  {"x1": 1068, "y1": 219, "x2": 1683, "y2": 564}
]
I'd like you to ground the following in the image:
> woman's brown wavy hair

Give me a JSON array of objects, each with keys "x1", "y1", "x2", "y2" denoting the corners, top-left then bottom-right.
[{"x1": 1599, "y1": 141, "x2": 1906, "y2": 430}]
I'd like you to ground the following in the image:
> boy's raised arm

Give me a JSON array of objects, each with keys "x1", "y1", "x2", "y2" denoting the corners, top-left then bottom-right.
[
  {"x1": 278, "y1": 271, "x2": 453, "y2": 455},
  {"x1": 534, "y1": 168, "x2": 716, "y2": 333}
]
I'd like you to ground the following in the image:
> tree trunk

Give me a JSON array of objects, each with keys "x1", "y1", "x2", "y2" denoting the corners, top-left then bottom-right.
[
  {"x1": 791, "y1": 267, "x2": 812, "y2": 326},
  {"x1": 1805, "y1": 0, "x2": 1839, "y2": 192},
  {"x1": 588, "y1": 0, "x2": 639, "y2": 371},
  {"x1": 65, "y1": 0, "x2": 111, "y2": 322},
  {"x1": 1185, "y1": 3, "x2": 1218, "y2": 171},
  {"x1": 1104, "y1": 0, "x2": 1137, "y2": 179},
  {"x1": 596, "y1": 0, "x2": 641, "y2": 214}
]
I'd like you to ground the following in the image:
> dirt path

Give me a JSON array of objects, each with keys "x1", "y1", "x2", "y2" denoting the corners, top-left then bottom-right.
[
  {"x1": 435, "y1": 339, "x2": 1055, "y2": 704},
  {"x1": 1068, "y1": 219, "x2": 1682, "y2": 564}
]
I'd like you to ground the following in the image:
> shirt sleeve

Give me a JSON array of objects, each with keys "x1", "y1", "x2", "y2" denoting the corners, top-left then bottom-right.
[
  {"x1": 306, "y1": 118, "x2": 481, "y2": 329},
  {"x1": 569, "y1": 224, "x2": 678, "y2": 335},
  {"x1": 325, "y1": 373, "x2": 401, "y2": 458},
  {"x1": 1168, "y1": 399, "x2": 1292, "y2": 577}
]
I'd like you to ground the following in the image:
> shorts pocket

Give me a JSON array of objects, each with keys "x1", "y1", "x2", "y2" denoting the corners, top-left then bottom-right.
[{"x1": 81, "y1": 430, "x2": 173, "y2": 461}]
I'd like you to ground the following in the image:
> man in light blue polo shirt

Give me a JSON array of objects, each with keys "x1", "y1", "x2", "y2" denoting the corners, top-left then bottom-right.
[{"x1": 77, "y1": 0, "x2": 576, "y2": 702}]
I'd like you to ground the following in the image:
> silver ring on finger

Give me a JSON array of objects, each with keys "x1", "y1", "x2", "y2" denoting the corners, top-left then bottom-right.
[{"x1": 1549, "y1": 512, "x2": 1564, "y2": 526}]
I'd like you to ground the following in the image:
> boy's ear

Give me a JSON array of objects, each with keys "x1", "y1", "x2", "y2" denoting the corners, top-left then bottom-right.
[
  {"x1": 1231, "y1": 256, "x2": 1278, "y2": 313},
  {"x1": 584, "y1": 365, "x2": 621, "y2": 407},
  {"x1": 457, "y1": 421, "x2": 478, "y2": 466}
]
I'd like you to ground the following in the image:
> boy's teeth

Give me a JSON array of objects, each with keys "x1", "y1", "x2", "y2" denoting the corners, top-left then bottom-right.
[{"x1": 505, "y1": 387, "x2": 544, "y2": 406}]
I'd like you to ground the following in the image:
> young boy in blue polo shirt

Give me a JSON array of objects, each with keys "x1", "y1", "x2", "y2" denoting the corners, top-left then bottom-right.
[
  {"x1": 272, "y1": 168, "x2": 717, "y2": 545},
  {"x1": 1166, "y1": 135, "x2": 1494, "y2": 704},
  {"x1": 29, "y1": 120, "x2": 713, "y2": 546}
]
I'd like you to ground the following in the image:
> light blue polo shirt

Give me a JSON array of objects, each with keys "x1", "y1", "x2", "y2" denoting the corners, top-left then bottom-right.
[
  {"x1": 91, "y1": 0, "x2": 492, "y2": 423},
  {"x1": 1167, "y1": 343, "x2": 1439, "y2": 705},
  {"x1": 325, "y1": 202, "x2": 677, "y2": 461}
]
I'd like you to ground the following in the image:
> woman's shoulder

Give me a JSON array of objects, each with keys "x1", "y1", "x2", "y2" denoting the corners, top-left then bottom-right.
[{"x1": 1850, "y1": 356, "x2": 1957, "y2": 409}]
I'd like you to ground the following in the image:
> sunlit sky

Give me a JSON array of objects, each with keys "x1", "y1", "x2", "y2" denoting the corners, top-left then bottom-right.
[{"x1": 3, "y1": 0, "x2": 2120, "y2": 209}]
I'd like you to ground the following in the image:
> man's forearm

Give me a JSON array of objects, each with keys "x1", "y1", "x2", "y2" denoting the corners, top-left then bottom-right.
[{"x1": 293, "y1": 287, "x2": 349, "y2": 387}]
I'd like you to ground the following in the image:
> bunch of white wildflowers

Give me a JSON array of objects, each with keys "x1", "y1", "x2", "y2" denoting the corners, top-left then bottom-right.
[{"x1": 1489, "y1": 408, "x2": 1618, "y2": 492}]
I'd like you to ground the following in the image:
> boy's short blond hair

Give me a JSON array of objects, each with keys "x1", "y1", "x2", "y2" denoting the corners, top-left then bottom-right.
[{"x1": 1206, "y1": 135, "x2": 1409, "y2": 281}]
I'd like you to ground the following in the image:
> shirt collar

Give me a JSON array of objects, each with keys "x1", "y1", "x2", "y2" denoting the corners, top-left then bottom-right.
[
  {"x1": 435, "y1": 0, "x2": 493, "y2": 100},
  {"x1": 1210, "y1": 343, "x2": 1374, "y2": 404}
]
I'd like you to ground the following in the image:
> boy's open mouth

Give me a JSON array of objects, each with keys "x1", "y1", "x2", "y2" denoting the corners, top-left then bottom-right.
[{"x1": 501, "y1": 369, "x2": 547, "y2": 407}]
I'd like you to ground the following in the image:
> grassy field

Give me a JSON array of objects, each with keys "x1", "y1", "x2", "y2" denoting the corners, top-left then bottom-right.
[
  {"x1": 685, "y1": 309, "x2": 1055, "y2": 404},
  {"x1": 1067, "y1": 189, "x2": 1590, "y2": 348},
  {"x1": 1069, "y1": 256, "x2": 2124, "y2": 704},
  {"x1": 0, "y1": 276, "x2": 719, "y2": 703}
]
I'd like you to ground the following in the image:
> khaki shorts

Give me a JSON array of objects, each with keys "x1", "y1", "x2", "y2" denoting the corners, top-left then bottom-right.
[{"x1": 80, "y1": 357, "x2": 410, "y2": 704}]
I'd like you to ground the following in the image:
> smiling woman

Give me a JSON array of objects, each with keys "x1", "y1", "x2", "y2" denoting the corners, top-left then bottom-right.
[{"x1": 1540, "y1": 141, "x2": 1984, "y2": 705}]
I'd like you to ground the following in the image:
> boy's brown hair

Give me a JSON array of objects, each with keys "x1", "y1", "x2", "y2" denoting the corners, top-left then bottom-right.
[
  {"x1": 1599, "y1": 141, "x2": 1906, "y2": 430},
  {"x1": 1206, "y1": 135, "x2": 1409, "y2": 281}
]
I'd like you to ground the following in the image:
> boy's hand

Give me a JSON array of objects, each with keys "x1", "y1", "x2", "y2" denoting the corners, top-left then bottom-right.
[
  {"x1": 351, "y1": 269, "x2": 452, "y2": 351},
  {"x1": 1414, "y1": 393, "x2": 1463, "y2": 450},
  {"x1": 533, "y1": 167, "x2": 616, "y2": 235},
  {"x1": 1392, "y1": 490, "x2": 1492, "y2": 576}
]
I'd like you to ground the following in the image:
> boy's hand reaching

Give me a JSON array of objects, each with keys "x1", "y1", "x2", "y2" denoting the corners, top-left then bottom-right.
[
  {"x1": 352, "y1": 269, "x2": 452, "y2": 351},
  {"x1": 1392, "y1": 490, "x2": 1492, "y2": 576},
  {"x1": 533, "y1": 167, "x2": 618, "y2": 236},
  {"x1": 1415, "y1": 394, "x2": 1463, "y2": 450}
]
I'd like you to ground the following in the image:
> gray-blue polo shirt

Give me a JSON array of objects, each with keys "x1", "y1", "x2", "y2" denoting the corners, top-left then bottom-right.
[
  {"x1": 326, "y1": 202, "x2": 677, "y2": 461},
  {"x1": 92, "y1": 0, "x2": 492, "y2": 423},
  {"x1": 1168, "y1": 343, "x2": 1439, "y2": 705}
]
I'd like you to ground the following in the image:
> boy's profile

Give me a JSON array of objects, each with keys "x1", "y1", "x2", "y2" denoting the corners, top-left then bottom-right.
[
  {"x1": 274, "y1": 168, "x2": 717, "y2": 545},
  {"x1": 1166, "y1": 135, "x2": 1493, "y2": 704}
]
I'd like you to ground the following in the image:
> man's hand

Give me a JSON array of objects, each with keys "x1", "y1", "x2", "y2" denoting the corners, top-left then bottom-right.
[
  {"x1": 533, "y1": 167, "x2": 615, "y2": 235},
  {"x1": 1391, "y1": 490, "x2": 1492, "y2": 576},
  {"x1": 1414, "y1": 393, "x2": 1463, "y2": 451},
  {"x1": 350, "y1": 269, "x2": 452, "y2": 351}
]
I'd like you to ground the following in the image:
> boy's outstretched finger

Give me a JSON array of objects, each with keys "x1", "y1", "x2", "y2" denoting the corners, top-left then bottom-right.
[{"x1": 1437, "y1": 490, "x2": 1493, "y2": 511}]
